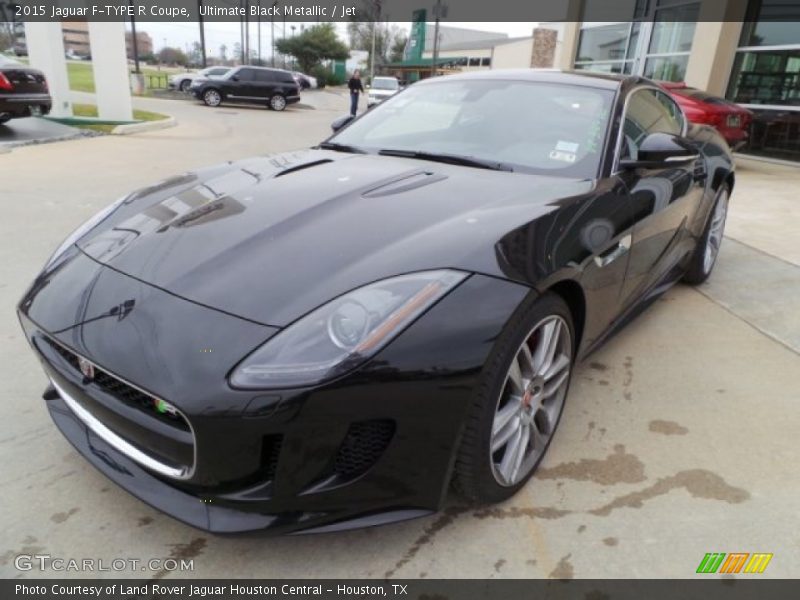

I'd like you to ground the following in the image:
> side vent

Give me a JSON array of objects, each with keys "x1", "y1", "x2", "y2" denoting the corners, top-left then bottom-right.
[
  {"x1": 362, "y1": 171, "x2": 447, "y2": 198},
  {"x1": 274, "y1": 159, "x2": 333, "y2": 178}
]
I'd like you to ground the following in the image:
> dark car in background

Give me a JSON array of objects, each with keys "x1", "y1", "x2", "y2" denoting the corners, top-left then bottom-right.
[
  {"x1": 660, "y1": 81, "x2": 753, "y2": 150},
  {"x1": 0, "y1": 55, "x2": 52, "y2": 124},
  {"x1": 190, "y1": 66, "x2": 300, "y2": 111},
  {"x1": 19, "y1": 70, "x2": 734, "y2": 534}
]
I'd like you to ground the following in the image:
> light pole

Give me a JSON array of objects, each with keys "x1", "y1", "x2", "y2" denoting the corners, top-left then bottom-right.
[
  {"x1": 198, "y1": 0, "x2": 207, "y2": 67},
  {"x1": 431, "y1": 0, "x2": 447, "y2": 77},
  {"x1": 270, "y1": 1, "x2": 276, "y2": 67},
  {"x1": 369, "y1": 0, "x2": 381, "y2": 82},
  {"x1": 128, "y1": 0, "x2": 140, "y2": 73}
]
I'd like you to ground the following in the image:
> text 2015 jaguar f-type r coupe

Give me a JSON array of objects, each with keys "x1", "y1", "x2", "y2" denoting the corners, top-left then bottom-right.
[{"x1": 19, "y1": 71, "x2": 734, "y2": 534}]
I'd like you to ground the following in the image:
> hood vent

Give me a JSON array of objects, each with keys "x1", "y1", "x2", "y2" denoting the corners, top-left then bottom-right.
[
  {"x1": 362, "y1": 170, "x2": 448, "y2": 198},
  {"x1": 274, "y1": 159, "x2": 333, "y2": 178}
]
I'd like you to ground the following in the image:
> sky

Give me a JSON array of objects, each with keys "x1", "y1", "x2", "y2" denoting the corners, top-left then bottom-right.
[{"x1": 133, "y1": 21, "x2": 540, "y2": 58}]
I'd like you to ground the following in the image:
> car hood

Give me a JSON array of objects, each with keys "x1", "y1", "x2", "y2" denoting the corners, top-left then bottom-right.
[{"x1": 76, "y1": 150, "x2": 591, "y2": 326}]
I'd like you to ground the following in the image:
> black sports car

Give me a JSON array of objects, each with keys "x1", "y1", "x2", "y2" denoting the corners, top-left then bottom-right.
[{"x1": 18, "y1": 70, "x2": 733, "y2": 534}]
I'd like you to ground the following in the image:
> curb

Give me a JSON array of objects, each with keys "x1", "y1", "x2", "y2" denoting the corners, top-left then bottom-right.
[{"x1": 112, "y1": 116, "x2": 177, "y2": 135}]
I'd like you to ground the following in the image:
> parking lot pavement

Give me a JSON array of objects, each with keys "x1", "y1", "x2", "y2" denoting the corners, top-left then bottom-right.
[
  {"x1": 1, "y1": 103, "x2": 798, "y2": 579},
  {"x1": 0, "y1": 117, "x2": 87, "y2": 151}
]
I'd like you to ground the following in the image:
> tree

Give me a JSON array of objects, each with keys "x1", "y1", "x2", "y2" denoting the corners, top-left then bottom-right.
[
  {"x1": 158, "y1": 46, "x2": 188, "y2": 67},
  {"x1": 348, "y1": 20, "x2": 407, "y2": 70},
  {"x1": 275, "y1": 23, "x2": 349, "y2": 75},
  {"x1": 389, "y1": 35, "x2": 407, "y2": 63},
  {"x1": 219, "y1": 44, "x2": 228, "y2": 62}
]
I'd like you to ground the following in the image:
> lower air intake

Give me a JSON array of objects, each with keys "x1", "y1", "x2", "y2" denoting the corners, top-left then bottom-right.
[{"x1": 333, "y1": 419, "x2": 395, "y2": 480}]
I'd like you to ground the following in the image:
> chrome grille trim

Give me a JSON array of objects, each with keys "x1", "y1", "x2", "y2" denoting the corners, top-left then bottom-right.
[
  {"x1": 51, "y1": 378, "x2": 192, "y2": 480},
  {"x1": 38, "y1": 332, "x2": 197, "y2": 481}
]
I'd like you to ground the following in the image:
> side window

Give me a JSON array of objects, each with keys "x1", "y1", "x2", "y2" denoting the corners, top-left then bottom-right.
[
  {"x1": 256, "y1": 70, "x2": 277, "y2": 82},
  {"x1": 237, "y1": 68, "x2": 258, "y2": 82},
  {"x1": 656, "y1": 91, "x2": 685, "y2": 133},
  {"x1": 621, "y1": 89, "x2": 683, "y2": 159}
]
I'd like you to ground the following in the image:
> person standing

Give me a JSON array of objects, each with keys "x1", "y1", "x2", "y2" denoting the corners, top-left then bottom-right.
[{"x1": 348, "y1": 70, "x2": 365, "y2": 117}]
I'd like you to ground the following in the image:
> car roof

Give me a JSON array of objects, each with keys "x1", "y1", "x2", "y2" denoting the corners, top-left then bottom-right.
[
  {"x1": 235, "y1": 65, "x2": 291, "y2": 73},
  {"x1": 418, "y1": 69, "x2": 646, "y2": 91}
]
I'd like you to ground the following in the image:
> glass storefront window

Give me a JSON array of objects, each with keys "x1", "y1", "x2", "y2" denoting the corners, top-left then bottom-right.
[
  {"x1": 727, "y1": 1, "x2": 800, "y2": 162},
  {"x1": 644, "y1": 54, "x2": 690, "y2": 81},
  {"x1": 740, "y1": 1, "x2": 800, "y2": 47},
  {"x1": 649, "y1": 6, "x2": 699, "y2": 54},
  {"x1": 727, "y1": 49, "x2": 800, "y2": 106},
  {"x1": 576, "y1": 23, "x2": 634, "y2": 63},
  {"x1": 575, "y1": 61, "x2": 634, "y2": 75}
]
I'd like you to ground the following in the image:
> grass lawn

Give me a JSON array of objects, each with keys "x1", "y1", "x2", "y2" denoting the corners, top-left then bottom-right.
[
  {"x1": 66, "y1": 61, "x2": 183, "y2": 96},
  {"x1": 69, "y1": 103, "x2": 169, "y2": 133}
]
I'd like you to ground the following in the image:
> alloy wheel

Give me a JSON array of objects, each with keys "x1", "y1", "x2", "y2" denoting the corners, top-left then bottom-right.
[
  {"x1": 490, "y1": 315, "x2": 572, "y2": 487},
  {"x1": 204, "y1": 90, "x2": 221, "y2": 107},
  {"x1": 703, "y1": 189, "x2": 729, "y2": 274},
  {"x1": 270, "y1": 95, "x2": 287, "y2": 111}
]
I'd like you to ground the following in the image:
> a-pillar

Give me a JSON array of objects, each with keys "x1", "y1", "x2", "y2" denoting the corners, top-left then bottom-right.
[
  {"x1": 24, "y1": 22, "x2": 72, "y2": 117},
  {"x1": 87, "y1": 21, "x2": 133, "y2": 122}
]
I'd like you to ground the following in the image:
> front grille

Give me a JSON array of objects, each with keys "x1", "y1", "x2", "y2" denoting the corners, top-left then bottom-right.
[
  {"x1": 44, "y1": 337, "x2": 190, "y2": 433},
  {"x1": 333, "y1": 420, "x2": 395, "y2": 479}
]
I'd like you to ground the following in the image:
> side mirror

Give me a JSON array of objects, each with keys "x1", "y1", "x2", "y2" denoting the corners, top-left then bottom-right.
[
  {"x1": 619, "y1": 132, "x2": 698, "y2": 170},
  {"x1": 231, "y1": 75, "x2": 240, "y2": 82},
  {"x1": 331, "y1": 114, "x2": 355, "y2": 132}
]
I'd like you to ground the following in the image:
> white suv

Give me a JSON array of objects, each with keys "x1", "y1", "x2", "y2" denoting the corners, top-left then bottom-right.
[{"x1": 367, "y1": 77, "x2": 401, "y2": 107}]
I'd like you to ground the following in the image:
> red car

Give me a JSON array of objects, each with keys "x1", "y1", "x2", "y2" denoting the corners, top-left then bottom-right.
[{"x1": 659, "y1": 81, "x2": 753, "y2": 150}]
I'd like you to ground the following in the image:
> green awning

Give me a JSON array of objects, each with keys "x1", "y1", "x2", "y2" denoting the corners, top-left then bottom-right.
[{"x1": 383, "y1": 56, "x2": 468, "y2": 68}]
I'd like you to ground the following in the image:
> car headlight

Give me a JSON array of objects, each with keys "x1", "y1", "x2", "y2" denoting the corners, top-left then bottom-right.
[
  {"x1": 44, "y1": 195, "x2": 128, "y2": 269},
  {"x1": 229, "y1": 269, "x2": 468, "y2": 389}
]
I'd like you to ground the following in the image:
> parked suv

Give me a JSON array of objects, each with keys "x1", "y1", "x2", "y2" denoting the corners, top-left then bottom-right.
[{"x1": 190, "y1": 66, "x2": 300, "y2": 111}]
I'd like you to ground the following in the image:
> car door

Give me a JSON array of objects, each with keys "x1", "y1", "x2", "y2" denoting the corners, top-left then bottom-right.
[
  {"x1": 227, "y1": 68, "x2": 259, "y2": 100},
  {"x1": 255, "y1": 69, "x2": 278, "y2": 101},
  {"x1": 615, "y1": 87, "x2": 705, "y2": 309}
]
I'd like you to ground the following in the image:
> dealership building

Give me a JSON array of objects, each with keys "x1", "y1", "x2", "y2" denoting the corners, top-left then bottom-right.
[{"x1": 402, "y1": 0, "x2": 799, "y2": 163}]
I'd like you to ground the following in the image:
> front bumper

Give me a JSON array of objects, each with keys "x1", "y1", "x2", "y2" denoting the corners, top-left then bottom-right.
[{"x1": 19, "y1": 251, "x2": 529, "y2": 533}]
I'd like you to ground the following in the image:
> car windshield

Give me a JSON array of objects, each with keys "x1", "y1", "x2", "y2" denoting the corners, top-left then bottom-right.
[
  {"x1": 330, "y1": 79, "x2": 614, "y2": 178},
  {"x1": 372, "y1": 78, "x2": 399, "y2": 90}
]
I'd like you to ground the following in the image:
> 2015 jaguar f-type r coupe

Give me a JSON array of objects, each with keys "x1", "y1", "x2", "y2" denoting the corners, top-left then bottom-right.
[{"x1": 19, "y1": 71, "x2": 734, "y2": 534}]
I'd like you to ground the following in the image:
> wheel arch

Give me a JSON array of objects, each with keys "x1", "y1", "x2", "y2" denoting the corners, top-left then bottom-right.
[{"x1": 545, "y1": 279, "x2": 586, "y2": 358}]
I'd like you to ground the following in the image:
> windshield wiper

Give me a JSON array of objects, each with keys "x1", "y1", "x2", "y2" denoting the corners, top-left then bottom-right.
[
  {"x1": 317, "y1": 141, "x2": 366, "y2": 154},
  {"x1": 378, "y1": 149, "x2": 513, "y2": 172}
]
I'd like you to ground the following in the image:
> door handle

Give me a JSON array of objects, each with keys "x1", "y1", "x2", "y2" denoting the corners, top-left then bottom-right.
[{"x1": 594, "y1": 234, "x2": 632, "y2": 268}]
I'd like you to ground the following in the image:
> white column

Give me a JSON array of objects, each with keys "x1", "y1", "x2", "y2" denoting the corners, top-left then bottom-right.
[
  {"x1": 87, "y1": 21, "x2": 133, "y2": 122},
  {"x1": 24, "y1": 22, "x2": 72, "y2": 117},
  {"x1": 684, "y1": 0, "x2": 748, "y2": 95}
]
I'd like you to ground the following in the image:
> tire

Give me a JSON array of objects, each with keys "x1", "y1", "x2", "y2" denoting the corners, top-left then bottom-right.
[
  {"x1": 453, "y1": 292, "x2": 575, "y2": 504},
  {"x1": 269, "y1": 94, "x2": 287, "y2": 111},
  {"x1": 683, "y1": 184, "x2": 730, "y2": 285},
  {"x1": 202, "y1": 89, "x2": 222, "y2": 107},
  {"x1": 179, "y1": 79, "x2": 191, "y2": 92}
]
